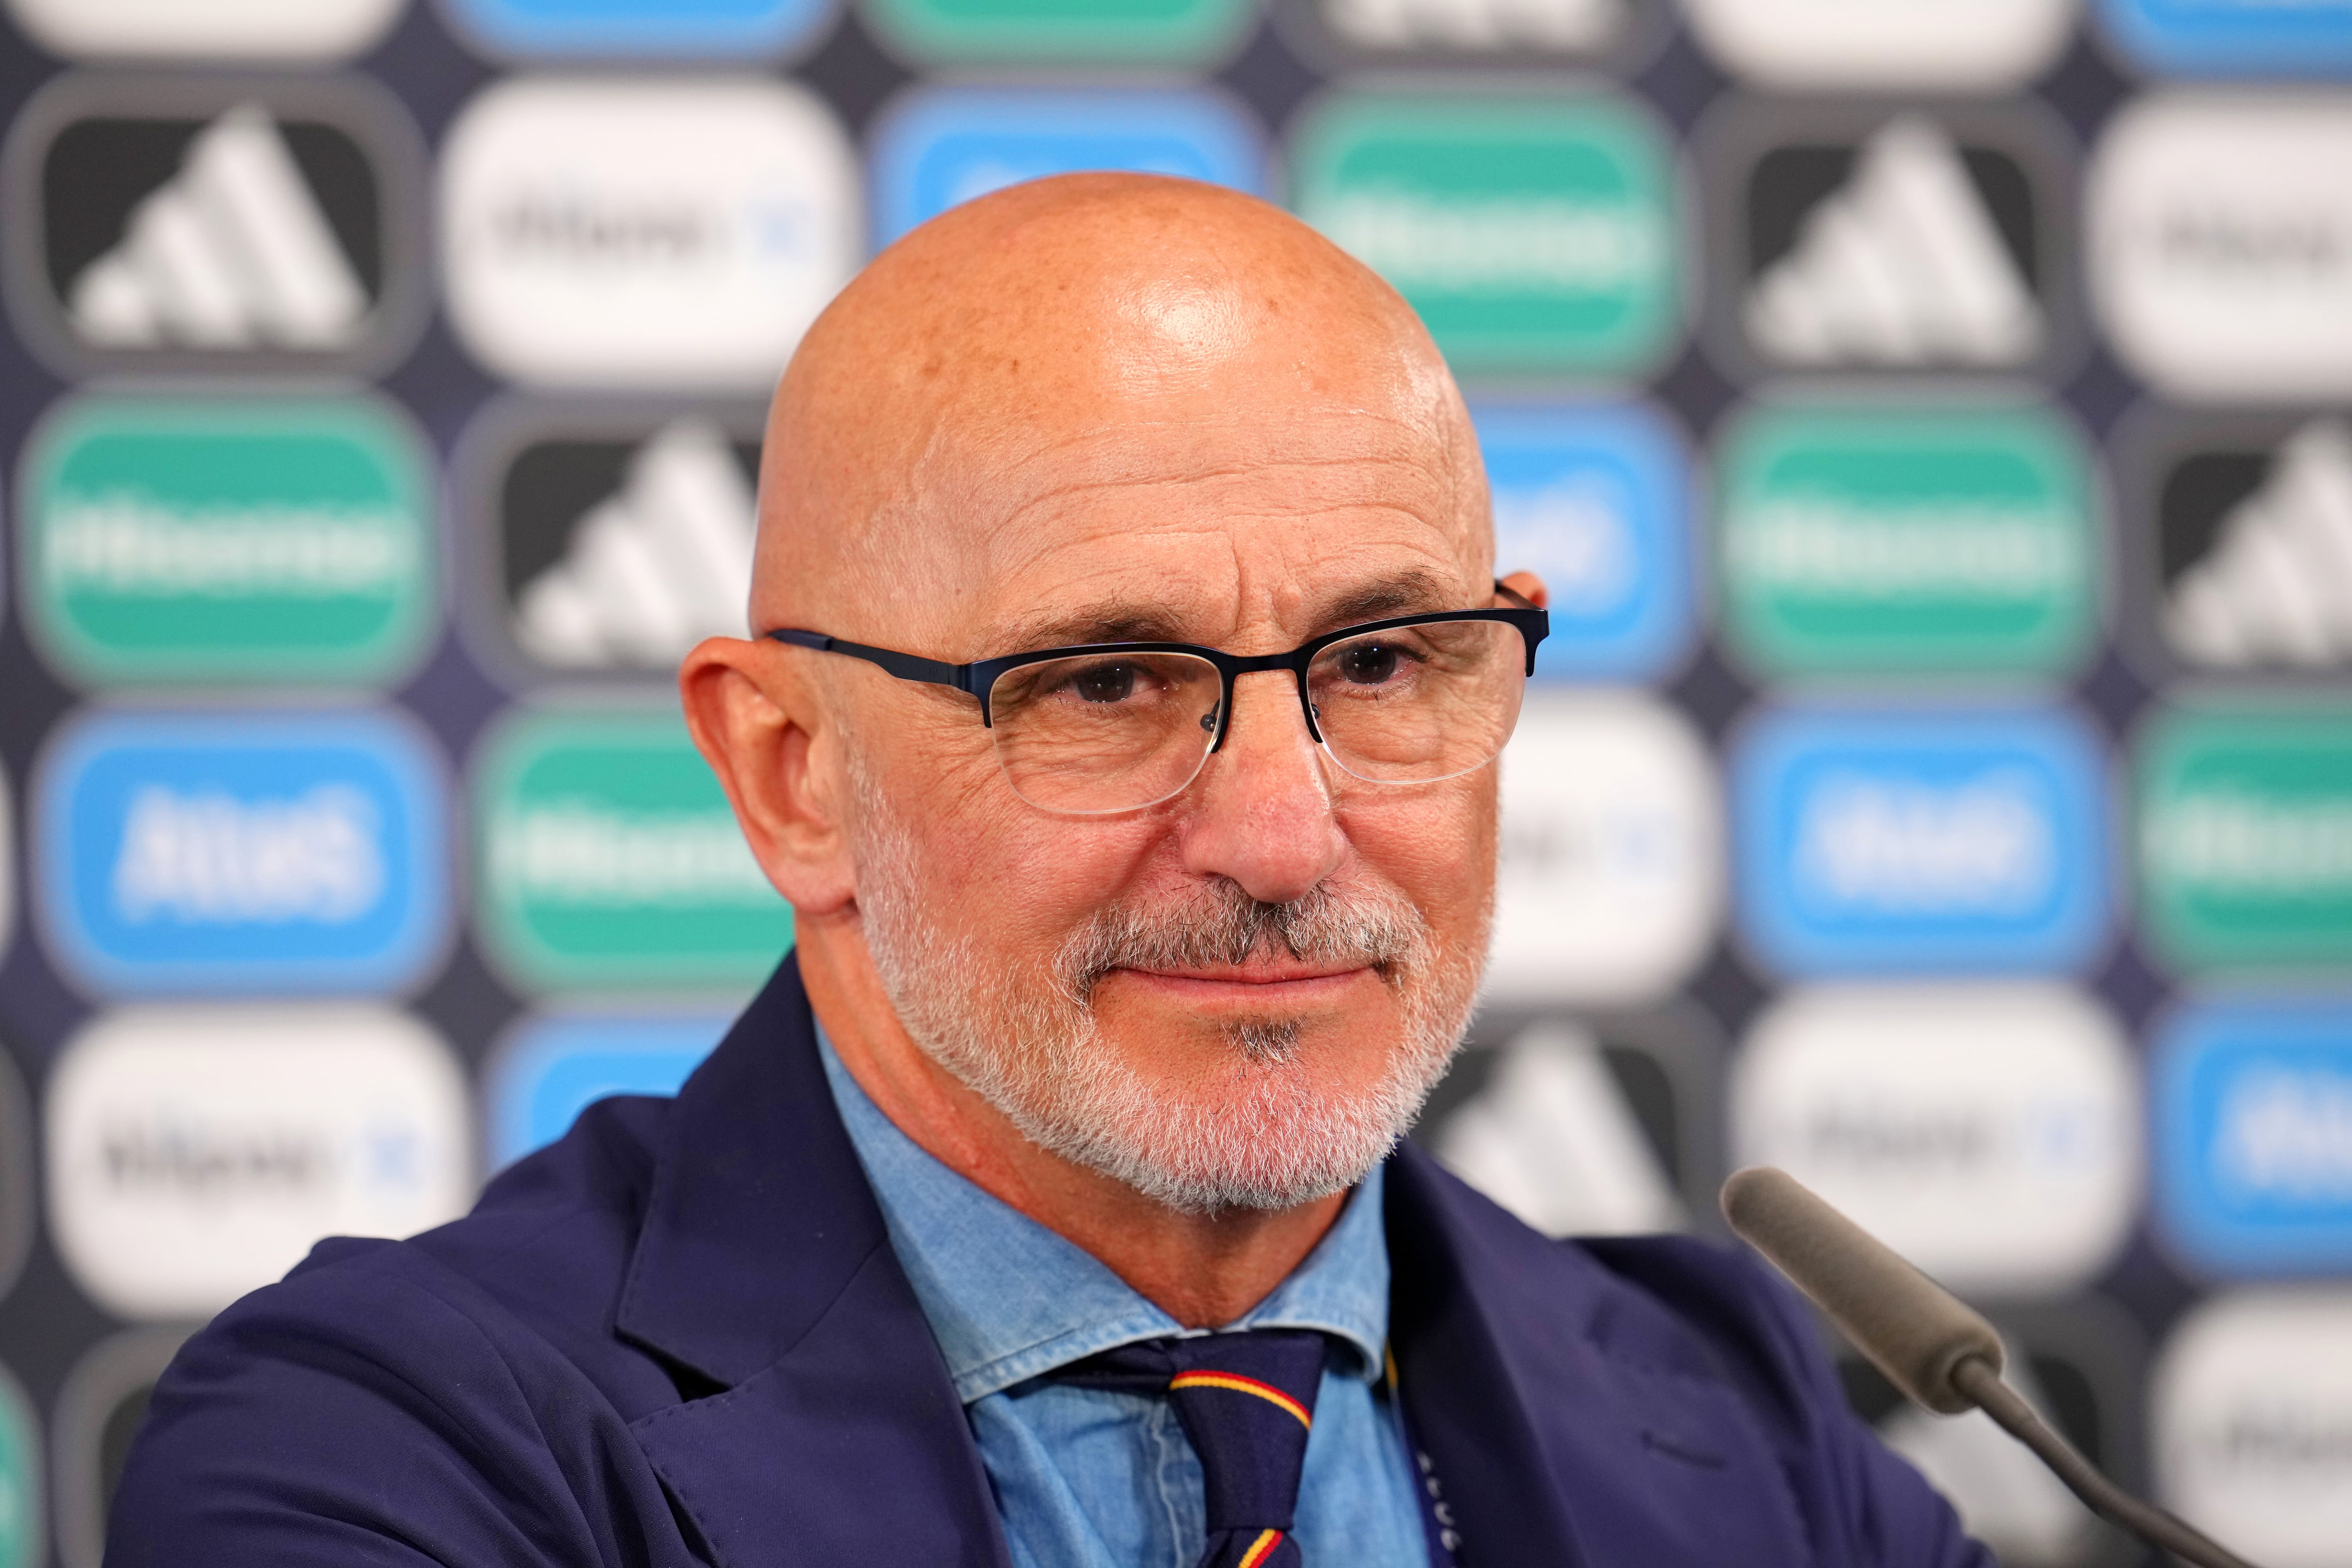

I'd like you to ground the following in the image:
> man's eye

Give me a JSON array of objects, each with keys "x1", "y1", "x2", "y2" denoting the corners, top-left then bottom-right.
[
  {"x1": 1338, "y1": 643, "x2": 1402, "y2": 685},
  {"x1": 1072, "y1": 663, "x2": 1137, "y2": 702}
]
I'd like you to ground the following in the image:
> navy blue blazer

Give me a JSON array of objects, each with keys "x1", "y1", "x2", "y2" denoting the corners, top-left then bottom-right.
[{"x1": 110, "y1": 955, "x2": 1990, "y2": 1568}]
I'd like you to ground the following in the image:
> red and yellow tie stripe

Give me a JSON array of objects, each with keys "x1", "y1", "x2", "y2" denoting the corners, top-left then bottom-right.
[
  {"x1": 1167, "y1": 1370, "x2": 1312, "y2": 1430},
  {"x1": 1235, "y1": 1528, "x2": 1285, "y2": 1568}
]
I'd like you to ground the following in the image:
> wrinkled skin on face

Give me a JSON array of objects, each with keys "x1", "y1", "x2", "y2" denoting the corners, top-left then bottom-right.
[{"x1": 683, "y1": 173, "x2": 1545, "y2": 1326}]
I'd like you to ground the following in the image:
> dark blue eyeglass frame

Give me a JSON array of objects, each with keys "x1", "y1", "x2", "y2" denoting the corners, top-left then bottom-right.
[{"x1": 763, "y1": 580, "x2": 1549, "y2": 751}]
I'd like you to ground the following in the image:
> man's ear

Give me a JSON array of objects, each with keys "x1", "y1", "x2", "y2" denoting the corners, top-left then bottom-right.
[
  {"x1": 1498, "y1": 569, "x2": 1549, "y2": 610},
  {"x1": 679, "y1": 637, "x2": 858, "y2": 916}
]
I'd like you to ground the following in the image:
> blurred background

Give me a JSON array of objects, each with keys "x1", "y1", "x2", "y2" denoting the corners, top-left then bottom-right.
[{"x1": 0, "y1": 0, "x2": 2348, "y2": 1564}]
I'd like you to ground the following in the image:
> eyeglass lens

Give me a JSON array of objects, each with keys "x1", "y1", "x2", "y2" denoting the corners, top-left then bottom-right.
[{"x1": 983, "y1": 620, "x2": 1528, "y2": 814}]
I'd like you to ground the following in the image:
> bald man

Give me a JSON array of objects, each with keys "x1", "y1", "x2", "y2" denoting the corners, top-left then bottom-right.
[{"x1": 110, "y1": 177, "x2": 1990, "y2": 1568}]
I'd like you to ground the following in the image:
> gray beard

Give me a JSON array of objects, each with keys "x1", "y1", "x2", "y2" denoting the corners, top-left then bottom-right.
[{"x1": 848, "y1": 761, "x2": 1487, "y2": 1216}]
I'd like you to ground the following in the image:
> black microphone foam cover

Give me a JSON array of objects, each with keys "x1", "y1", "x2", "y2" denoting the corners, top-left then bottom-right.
[{"x1": 1721, "y1": 1166, "x2": 2002, "y2": 1415}]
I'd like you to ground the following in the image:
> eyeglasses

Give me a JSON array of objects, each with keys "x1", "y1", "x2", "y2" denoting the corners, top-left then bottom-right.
[{"x1": 765, "y1": 581, "x2": 1549, "y2": 815}]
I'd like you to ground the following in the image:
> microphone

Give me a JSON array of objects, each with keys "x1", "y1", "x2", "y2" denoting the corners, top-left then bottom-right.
[{"x1": 1720, "y1": 1166, "x2": 2262, "y2": 1568}]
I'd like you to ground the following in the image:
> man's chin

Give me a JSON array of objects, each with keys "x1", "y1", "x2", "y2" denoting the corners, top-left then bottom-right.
[
  {"x1": 1079, "y1": 1010, "x2": 1425, "y2": 1113},
  {"x1": 1030, "y1": 1062, "x2": 1408, "y2": 1217}
]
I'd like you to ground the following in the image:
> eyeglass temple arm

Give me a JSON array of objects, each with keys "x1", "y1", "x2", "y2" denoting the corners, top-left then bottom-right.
[
  {"x1": 765, "y1": 629, "x2": 972, "y2": 691},
  {"x1": 1491, "y1": 578, "x2": 1548, "y2": 675}
]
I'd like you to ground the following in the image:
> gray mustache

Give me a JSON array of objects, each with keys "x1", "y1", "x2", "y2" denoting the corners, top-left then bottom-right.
[{"x1": 1057, "y1": 881, "x2": 1426, "y2": 1001}]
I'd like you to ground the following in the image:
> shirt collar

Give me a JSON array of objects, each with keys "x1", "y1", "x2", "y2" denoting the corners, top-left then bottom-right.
[{"x1": 817, "y1": 1026, "x2": 1391, "y2": 1404}]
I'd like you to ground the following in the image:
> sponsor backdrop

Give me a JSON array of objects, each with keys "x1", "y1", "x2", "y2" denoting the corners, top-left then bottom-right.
[{"x1": 0, "y1": 1, "x2": 2346, "y2": 1564}]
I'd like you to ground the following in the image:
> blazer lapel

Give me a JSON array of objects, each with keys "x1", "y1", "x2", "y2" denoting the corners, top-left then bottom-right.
[
  {"x1": 614, "y1": 955, "x2": 1013, "y2": 1568},
  {"x1": 1384, "y1": 1146, "x2": 1593, "y2": 1568},
  {"x1": 1384, "y1": 1145, "x2": 1817, "y2": 1568}
]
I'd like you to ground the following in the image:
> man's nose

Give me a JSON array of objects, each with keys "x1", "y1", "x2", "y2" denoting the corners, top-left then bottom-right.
[{"x1": 1177, "y1": 669, "x2": 1346, "y2": 905}]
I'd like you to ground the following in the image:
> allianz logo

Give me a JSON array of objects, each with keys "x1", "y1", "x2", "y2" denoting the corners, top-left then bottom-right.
[
  {"x1": 1730, "y1": 496, "x2": 2077, "y2": 597},
  {"x1": 1794, "y1": 767, "x2": 2052, "y2": 914},
  {"x1": 2212, "y1": 1066, "x2": 2352, "y2": 1202},
  {"x1": 111, "y1": 783, "x2": 384, "y2": 924},
  {"x1": 1321, "y1": 189, "x2": 1663, "y2": 292},
  {"x1": 42, "y1": 491, "x2": 413, "y2": 598},
  {"x1": 1790, "y1": 1098, "x2": 2109, "y2": 1177},
  {"x1": 97, "y1": 1117, "x2": 325, "y2": 1197},
  {"x1": 492, "y1": 802, "x2": 772, "y2": 907},
  {"x1": 2195, "y1": 1409, "x2": 2352, "y2": 1476},
  {"x1": 90, "y1": 1114, "x2": 428, "y2": 1202},
  {"x1": 1796, "y1": 1104, "x2": 1992, "y2": 1169},
  {"x1": 2146, "y1": 788, "x2": 2352, "y2": 895},
  {"x1": 1500, "y1": 802, "x2": 1680, "y2": 879},
  {"x1": 485, "y1": 190, "x2": 730, "y2": 269},
  {"x1": 1492, "y1": 474, "x2": 1635, "y2": 614},
  {"x1": 2155, "y1": 209, "x2": 2345, "y2": 283}
]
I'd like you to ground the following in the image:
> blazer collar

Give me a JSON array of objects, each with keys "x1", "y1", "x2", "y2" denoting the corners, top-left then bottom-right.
[
  {"x1": 615, "y1": 951, "x2": 891, "y2": 1385},
  {"x1": 615, "y1": 954, "x2": 1014, "y2": 1568}
]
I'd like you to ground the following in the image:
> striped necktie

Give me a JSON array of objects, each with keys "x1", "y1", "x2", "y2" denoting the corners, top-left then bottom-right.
[{"x1": 1057, "y1": 1329, "x2": 1329, "y2": 1568}]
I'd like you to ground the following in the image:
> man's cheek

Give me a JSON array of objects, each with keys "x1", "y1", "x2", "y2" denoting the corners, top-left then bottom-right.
[
  {"x1": 942, "y1": 802, "x2": 1160, "y2": 943},
  {"x1": 1343, "y1": 785, "x2": 1492, "y2": 909}
]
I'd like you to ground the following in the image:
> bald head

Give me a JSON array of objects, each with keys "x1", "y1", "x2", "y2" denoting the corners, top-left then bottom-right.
[{"x1": 751, "y1": 173, "x2": 1487, "y2": 647}]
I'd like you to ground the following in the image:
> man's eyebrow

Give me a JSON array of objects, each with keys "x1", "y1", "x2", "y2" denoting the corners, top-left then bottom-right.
[
  {"x1": 990, "y1": 602, "x2": 1194, "y2": 652},
  {"x1": 1315, "y1": 569, "x2": 1458, "y2": 632}
]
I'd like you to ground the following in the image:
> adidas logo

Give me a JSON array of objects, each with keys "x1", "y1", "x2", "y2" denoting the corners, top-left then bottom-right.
[
  {"x1": 1744, "y1": 116, "x2": 2042, "y2": 368},
  {"x1": 2165, "y1": 420, "x2": 2352, "y2": 669},
  {"x1": 1430, "y1": 1025, "x2": 1687, "y2": 1237},
  {"x1": 510, "y1": 419, "x2": 757, "y2": 670},
  {"x1": 66, "y1": 103, "x2": 368, "y2": 351},
  {"x1": 1320, "y1": 0, "x2": 1621, "y2": 51}
]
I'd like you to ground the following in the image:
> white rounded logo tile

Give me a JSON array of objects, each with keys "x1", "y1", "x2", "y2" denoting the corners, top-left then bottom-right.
[
  {"x1": 440, "y1": 78, "x2": 858, "y2": 390},
  {"x1": 5, "y1": 0, "x2": 403, "y2": 60},
  {"x1": 1487, "y1": 691, "x2": 1720, "y2": 1007},
  {"x1": 1733, "y1": 983, "x2": 2138, "y2": 1296},
  {"x1": 45, "y1": 1006, "x2": 471, "y2": 1320},
  {"x1": 1684, "y1": 0, "x2": 2075, "y2": 90},
  {"x1": 2090, "y1": 94, "x2": 2352, "y2": 400},
  {"x1": 2154, "y1": 1290, "x2": 2352, "y2": 1568}
]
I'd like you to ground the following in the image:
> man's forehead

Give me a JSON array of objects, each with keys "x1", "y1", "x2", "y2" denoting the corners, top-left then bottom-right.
[
  {"x1": 953, "y1": 396, "x2": 1471, "y2": 546},
  {"x1": 754, "y1": 175, "x2": 1487, "y2": 643},
  {"x1": 929, "y1": 406, "x2": 1484, "y2": 650}
]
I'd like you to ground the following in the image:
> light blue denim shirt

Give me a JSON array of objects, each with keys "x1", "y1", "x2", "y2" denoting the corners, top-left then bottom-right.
[{"x1": 818, "y1": 1032, "x2": 1428, "y2": 1568}]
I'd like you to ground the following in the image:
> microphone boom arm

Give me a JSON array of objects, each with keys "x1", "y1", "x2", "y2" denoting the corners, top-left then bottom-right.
[
  {"x1": 1720, "y1": 1166, "x2": 2263, "y2": 1568},
  {"x1": 1946, "y1": 1357, "x2": 2254, "y2": 1568}
]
